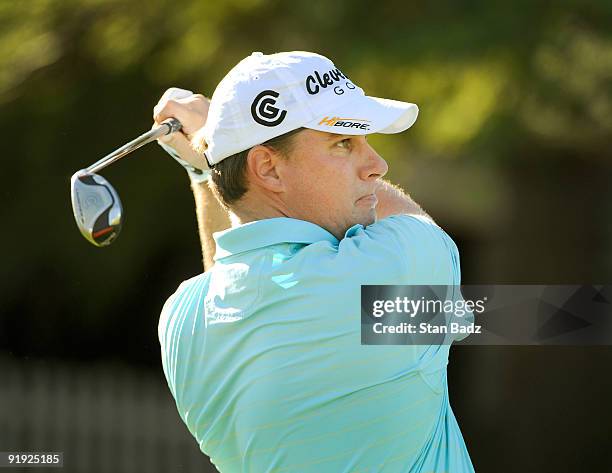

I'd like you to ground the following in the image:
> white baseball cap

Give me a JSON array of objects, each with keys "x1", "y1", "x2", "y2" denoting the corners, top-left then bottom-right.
[{"x1": 201, "y1": 51, "x2": 419, "y2": 166}]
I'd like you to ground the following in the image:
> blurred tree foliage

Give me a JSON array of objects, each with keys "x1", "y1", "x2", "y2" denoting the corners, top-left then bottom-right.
[
  {"x1": 2, "y1": 0, "x2": 612, "y2": 154},
  {"x1": 0, "y1": 0, "x2": 611, "y2": 361}
]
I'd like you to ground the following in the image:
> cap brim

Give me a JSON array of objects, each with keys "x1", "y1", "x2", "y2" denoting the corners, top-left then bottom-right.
[{"x1": 303, "y1": 95, "x2": 418, "y2": 136}]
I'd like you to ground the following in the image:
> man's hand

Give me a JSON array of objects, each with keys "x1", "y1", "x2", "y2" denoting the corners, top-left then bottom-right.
[{"x1": 152, "y1": 88, "x2": 211, "y2": 174}]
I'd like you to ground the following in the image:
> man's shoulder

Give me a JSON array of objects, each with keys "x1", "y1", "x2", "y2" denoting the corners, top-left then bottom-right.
[
  {"x1": 158, "y1": 273, "x2": 209, "y2": 337},
  {"x1": 177, "y1": 272, "x2": 209, "y2": 291},
  {"x1": 162, "y1": 272, "x2": 209, "y2": 309}
]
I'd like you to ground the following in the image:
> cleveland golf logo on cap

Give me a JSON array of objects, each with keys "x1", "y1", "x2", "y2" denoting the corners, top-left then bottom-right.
[
  {"x1": 305, "y1": 67, "x2": 347, "y2": 94},
  {"x1": 251, "y1": 90, "x2": 287, "y2": 127}
]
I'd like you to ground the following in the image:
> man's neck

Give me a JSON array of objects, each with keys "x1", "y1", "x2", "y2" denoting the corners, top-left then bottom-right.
[
  {"x1": 229, "y1": 186, "x2": 299, "y2": 226},
  {"x1": 228, "y1": 206, "x2": 288, "y2": 228}
]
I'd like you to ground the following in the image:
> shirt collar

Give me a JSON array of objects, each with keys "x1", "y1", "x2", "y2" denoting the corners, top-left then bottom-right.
[{"x1": 214, "y1": 217, "x2": 358, "y2": 261}]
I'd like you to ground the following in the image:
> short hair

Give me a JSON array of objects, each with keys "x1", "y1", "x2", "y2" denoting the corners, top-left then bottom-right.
[{"x1": 195, "y1": 128, "x2": 305, "y2": 210}]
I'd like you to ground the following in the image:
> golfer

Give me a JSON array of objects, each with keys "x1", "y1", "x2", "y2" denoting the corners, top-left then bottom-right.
[{"x1": 155, "y1": 51, "x2": 474, "y2": 472}]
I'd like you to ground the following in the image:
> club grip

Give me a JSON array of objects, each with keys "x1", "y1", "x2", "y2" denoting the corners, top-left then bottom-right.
[{"x1": 161, "y1": 118, "x2": 182, "y2": 134}]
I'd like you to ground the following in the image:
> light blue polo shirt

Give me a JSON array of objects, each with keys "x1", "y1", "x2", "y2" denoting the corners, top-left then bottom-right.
[{"x1": 159, "y1": 214, "x2": 474, "y2": 472}]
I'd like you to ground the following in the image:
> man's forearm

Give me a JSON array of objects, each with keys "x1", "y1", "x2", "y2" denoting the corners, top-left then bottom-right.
[
  {"x1": 375, "y1": 179, "x2": 433, "y2": 222},
  {"x1": 153, "y1": 91, "x2": 231, "y2": 270},
  {"x1": 190, "y1": 179, "x2": 231, "y2": 271}
]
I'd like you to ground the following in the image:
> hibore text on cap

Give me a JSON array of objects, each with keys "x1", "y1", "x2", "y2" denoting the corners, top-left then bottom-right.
[{"x1": 318, "y1": 116, "x2": 371, "y2": 131}]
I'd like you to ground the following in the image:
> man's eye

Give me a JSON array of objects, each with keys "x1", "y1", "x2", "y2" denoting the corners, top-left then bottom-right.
[{"x1": 336, "y1": 139, "x2": 351, "y2": 149}]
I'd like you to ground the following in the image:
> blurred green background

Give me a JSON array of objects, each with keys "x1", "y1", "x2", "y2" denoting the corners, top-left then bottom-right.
[{"x1": 1, "y1": 0, "x2": 611, "y2": 471}]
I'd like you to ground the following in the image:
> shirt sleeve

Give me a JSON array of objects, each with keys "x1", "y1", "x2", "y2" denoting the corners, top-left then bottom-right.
[
  {"x1": 339, "y1": 214, "x2": 473, "y2": 343},
  {"x1": 337, "y1": 214, "x2": 462, "y2": 285}
]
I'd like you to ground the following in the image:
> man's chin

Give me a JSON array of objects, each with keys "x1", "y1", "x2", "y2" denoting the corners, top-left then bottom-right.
[
  {"x1": 333, "y1": 212, "x2": 377, "y2": 239},
  {"x1": 357, "y1": 211, "x2": 377, "y2": 228}
]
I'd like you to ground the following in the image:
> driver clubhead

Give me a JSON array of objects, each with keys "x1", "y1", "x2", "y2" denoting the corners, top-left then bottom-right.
[{"x1": 70, "y1": 171, "x2": 123, "y2": 247}]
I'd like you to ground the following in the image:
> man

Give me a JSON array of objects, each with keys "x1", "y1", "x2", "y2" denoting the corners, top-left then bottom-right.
[{"x1": 155, "y1": 51, "x2": 474, "y2": 472}]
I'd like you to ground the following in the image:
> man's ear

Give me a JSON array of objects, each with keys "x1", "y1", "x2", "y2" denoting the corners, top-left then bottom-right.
[{"x1": 246, "y1": 146, "x2": 286, "y2": 193}]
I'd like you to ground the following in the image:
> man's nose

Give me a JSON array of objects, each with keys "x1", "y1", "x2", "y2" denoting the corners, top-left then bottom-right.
[{"x1": 361, "y1": 142, "x2": 388, "y2": 180}]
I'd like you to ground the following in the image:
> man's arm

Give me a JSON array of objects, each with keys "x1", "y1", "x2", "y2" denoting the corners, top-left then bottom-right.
[
  {"x1": 190, "y1": 179, "x2": 231, "y2": 270},
  {"x1": 375, "y1": 179, "x2": 434, "y2": 223},
  {"x1": 152, "y1": 91, "x2": 231, "y2": 271},
  {"x1": 158, "y1": 133, "x2": 231, "y2": 271}
]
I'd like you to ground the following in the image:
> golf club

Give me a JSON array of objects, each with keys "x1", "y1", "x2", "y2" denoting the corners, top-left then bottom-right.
[{"x1": 70, "y1": 118, "x2": 182, "y2": 247}]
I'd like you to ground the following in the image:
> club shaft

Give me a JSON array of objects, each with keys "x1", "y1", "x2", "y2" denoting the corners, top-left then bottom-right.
[{"x1": 86, "y1": 118, "x2": 182, "y2": 174}]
